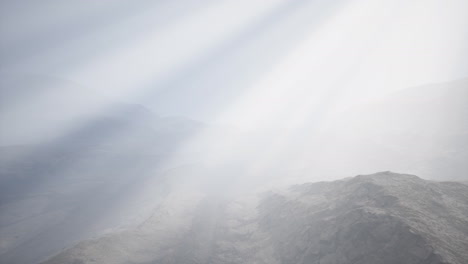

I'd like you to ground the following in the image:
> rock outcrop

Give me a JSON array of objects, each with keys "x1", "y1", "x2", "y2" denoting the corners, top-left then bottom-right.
[{"x1": 41, "y1": 172, "x2": 468, "y2": 264}]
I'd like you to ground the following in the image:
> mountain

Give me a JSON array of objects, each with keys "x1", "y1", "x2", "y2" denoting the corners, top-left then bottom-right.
[
  {"x1": 308, "y1": 78, "x2": 468, "y2": 181},
  {"x1": 2, "y1": 75, "x2": 467, "y2": 263},
  {"x1": 0, "y1": 101, "x2": 204, "y2": 264},
  {"x1": 41, "y1": 172, "x2": 468, "y2": 264}
]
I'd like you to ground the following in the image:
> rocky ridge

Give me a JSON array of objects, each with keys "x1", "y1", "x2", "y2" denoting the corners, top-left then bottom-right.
[{"x1": 42, "y1": 172, "x2": 468, "y2": 264}]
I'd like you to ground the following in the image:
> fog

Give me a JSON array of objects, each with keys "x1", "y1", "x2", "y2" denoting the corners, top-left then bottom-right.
[{"x1": 0, "y1": 1, "x2": 467, "y2": 263}]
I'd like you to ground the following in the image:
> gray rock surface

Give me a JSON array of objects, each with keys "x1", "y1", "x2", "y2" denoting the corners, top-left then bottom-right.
[{"x1": 41, "y1": 172, "x2": 468, "y2": 264}]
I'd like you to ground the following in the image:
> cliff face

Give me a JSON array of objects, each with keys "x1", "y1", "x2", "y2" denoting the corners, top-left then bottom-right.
[{"x1": 42, "y1": 172, "x2": 468, "y2": 264}]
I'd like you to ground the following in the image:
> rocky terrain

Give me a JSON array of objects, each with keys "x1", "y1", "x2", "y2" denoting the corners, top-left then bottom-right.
[{"x1": 41, "y1": 172, "x2": 468, "y2": 264}]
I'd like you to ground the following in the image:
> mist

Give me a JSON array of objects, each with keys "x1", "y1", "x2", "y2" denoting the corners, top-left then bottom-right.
[{"x1": 1, "y1": 1, "x2": 467, "y2": 264}]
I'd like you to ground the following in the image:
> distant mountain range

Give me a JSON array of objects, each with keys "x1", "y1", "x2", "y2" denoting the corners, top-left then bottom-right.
[
  {"x1": 0, "y1": 99, "x2": 204, "y2": 264},
  {"x1": 41, "y1": 172, "x2": 468, "y2": 264},
  {"x1": 0, "y1": 76, "x2": 467, "y2": 263},
  {"x1": 303, "y1": 78, "x2": 468, "y2": 181}
]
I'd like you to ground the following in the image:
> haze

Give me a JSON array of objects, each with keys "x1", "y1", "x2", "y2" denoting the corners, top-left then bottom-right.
[{"x1": 0, "y1": 1, "x2": 467, "y2": 263}]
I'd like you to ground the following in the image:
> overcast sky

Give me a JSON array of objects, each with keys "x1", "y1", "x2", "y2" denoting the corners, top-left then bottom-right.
[{"x1": 1, "y1": 0, "x2": 467, "y2": 126}]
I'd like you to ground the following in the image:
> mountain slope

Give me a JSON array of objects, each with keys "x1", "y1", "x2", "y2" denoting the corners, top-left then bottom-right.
[
  {"x1": 0, "y1": 102, "x2": 204, "y2": 264},
  {"x1": 42, "y1": 172, "x2": 468, "y2": 264},
  {"x1": 313, "y1": 78, "x2": 468, "y2": 181}
]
